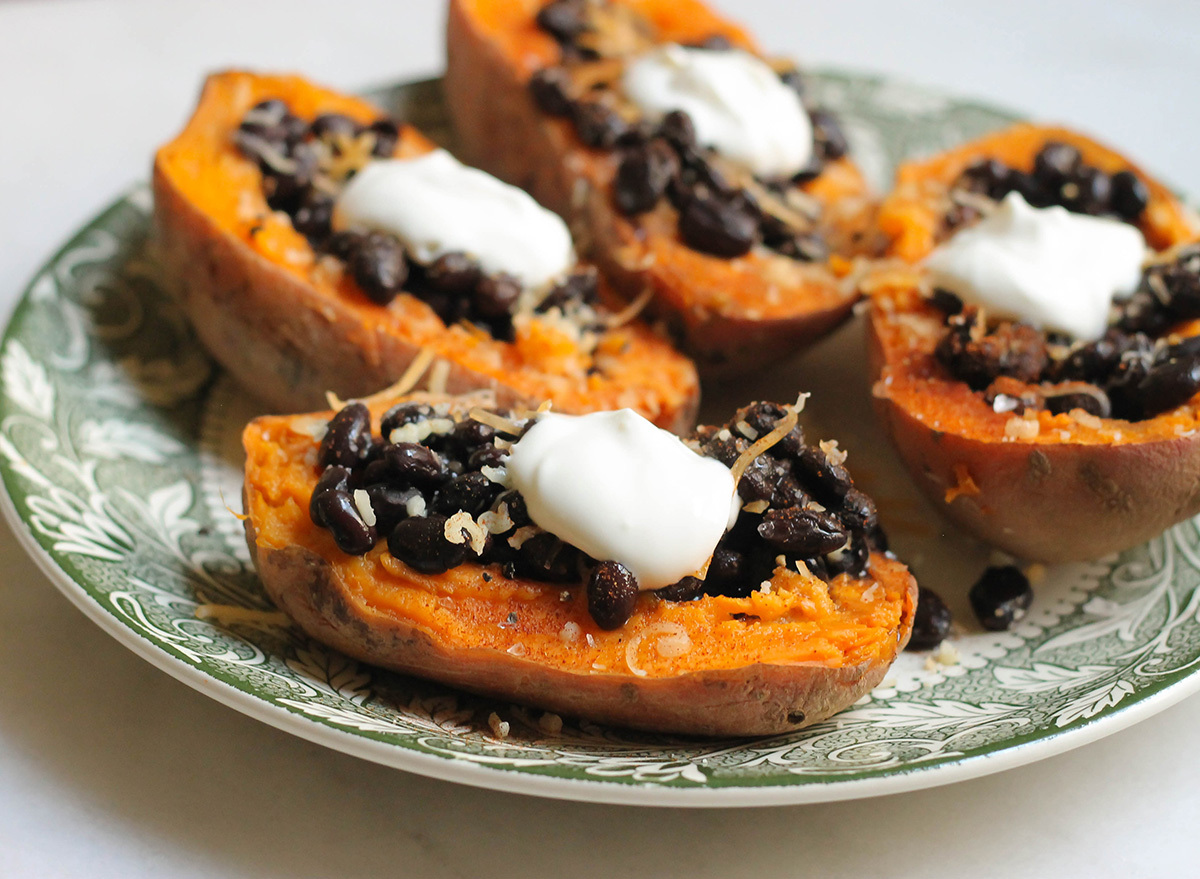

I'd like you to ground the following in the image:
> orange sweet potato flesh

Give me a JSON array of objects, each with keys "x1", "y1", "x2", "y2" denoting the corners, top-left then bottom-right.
[
  {"x1": 243, "y1": 392, "x2": 917, "y2": 736},
  {"x1": 444, "y1": 0, "x2": 875, "y2": 374},
  {"x1": 153, "y1": 71, "x2": 698, "y2": 431},
  {"x1": 868, "y1": 123, "x2": 1200, "y2": 561}
]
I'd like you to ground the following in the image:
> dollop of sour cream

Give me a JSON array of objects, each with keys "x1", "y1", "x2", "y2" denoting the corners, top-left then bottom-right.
[
  {"x1": 506, "y1": 410, "x2": 737, "y2": 591},
  {"x1": 925, "y1": 191, "x2": 1147, "y2": 340},
  {"x1": 332, "y1": 149, "x2": 574, "y2": 289},
  {"x1": 621, "y1": 44, "x2": 813, "y2": 178}
]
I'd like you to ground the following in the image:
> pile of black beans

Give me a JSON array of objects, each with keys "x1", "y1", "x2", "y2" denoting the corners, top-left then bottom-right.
[
  {"x1": 947, "y1": 141, "x2": 1149, "y2": 228},
  {"x1": 930, "y1": 140, "x2": 1200, "y2": 422},
  {"x1": 235, "y1": 99, "x2": 398, "y2": 253},
  {"x1": 309, "y1": 399, "x2": 887, "y2": 629},
  {"x1": 235, "y1": 100, "x2": 602, "y2": 341},
  {"x1": 930, "y1": 245, "x2": 1200, "y2": 421},
  {"x1": 529, "y1": 0, "x2": 846, "y2": 260}
]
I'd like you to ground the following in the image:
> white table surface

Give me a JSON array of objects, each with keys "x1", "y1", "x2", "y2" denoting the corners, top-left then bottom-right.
[{"x1": 3, "y1": 0, "x2": 1199, "y2": 875}]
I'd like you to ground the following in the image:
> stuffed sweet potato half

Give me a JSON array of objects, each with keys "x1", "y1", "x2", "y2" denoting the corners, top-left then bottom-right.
[
  {"x1": 243, "y1": 391, "x2": 916, "y2": 736},
  {"x1": 444, "y1": 0, "x2": 875, "y2": 373},
  {"x1": 153, "y1": 71, "x2": 698, "y2": 431},
  {"x1": 867, "y1": 123, "x2": 1200, "y2": 561}
]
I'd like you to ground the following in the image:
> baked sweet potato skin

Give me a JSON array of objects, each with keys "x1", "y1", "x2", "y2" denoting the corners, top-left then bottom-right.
[
  {"x1": 867, "y1": 125, "x2": 1200, "y2": 561},
  {"x1": 868, "y1": 308, "x2": 1200, "y2": 561},
  {"x1": 444, "y1": 0, "x2": 874, "y2": 374},
  {"x1": 243, "y1": 393, "x2": 917, "y2": 736},
  {"x1": 153, "y1": 71, "x2": 699, "y2": 432}
]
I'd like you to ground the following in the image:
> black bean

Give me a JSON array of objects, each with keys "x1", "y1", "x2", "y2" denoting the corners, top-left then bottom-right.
[
  {"x1": 498, "y1": 490, "x2": 532, "y2": 528},
  {"x1": 1133, "y1": 355, "x2": 1200, "y2": 418},
  {"x1": 535, "y1": 0, "x2": 590, "y2": 44},
  {"x1": 824, "y1": 535, "x2": 869, "y2": 577},
  {"x1": 686, "y1": 151, "x2": 737, "y2": 194},
  {"x1": 757, "y1": 507, "x2": 848, "y2": 556},
  {"x1": 770, "y1": 473, "x2": 812, "y2": 510},
  {"x1": 1116, "y1": 286, "x2": 1171, "y2": 335},
  {"x1": 278, "y1": 113, "x2": 309, "y2": 146},
  {"x1": 349, "y1": 232, "x2": 408, "y2": 304},
  {"x1": 449, "y1": 418, "x2": 495, "y2": 455},
  {"x1": 733, "y1": 401, "x2": 784, "y2": 440},
  {"x1": 793, "y1": 445, "x2": 853, "y2": 504},
  {"x1": 746, "y1": 402, "x2": 805, "y2": 457},
  {"x1": 1049, "y1": 334, "x2": 1123, "y2": 382},
  {"x1": 310, "y1": 112, "x2": 361, "y2": 143},
  {"x1": 318, "y1": 403, "x2": 372, "y2": 469},
  {"x1": 936, "y1": 314, "x2": 1048, "y2": 390},
  {"x1": 433, "y1": 472, "x2": 500, "y2": 517},
  {"x1": 1033, "y1": 142, "x2": 1082, "y2": 186},
  {"x1": 704, "y1": 547, "x2": 746, "y2": 592},
  {"x1": 1043, "y1": 385, "x2": 1112, "y2": 418},
  {"x1": 699, "y1": 433, "x2": 742, "y2": 468},
  {"x1": 838, "y1": 488, "x2": 879, "y2": 533},
  {"x1": 810, "y1": 109, "x2": 848, "y2": 162},
  {"x1": 906, "y1": 586, "x2": 953, "y2": 650},
  {"x1": 679, "y1": 190, "x2": 759, "y2": 257},
  {"x1": 379, "y1": 402, "x2": 435, "y2": 439},
  {"x1": 468, "y1": 444, "x2": 507, "y2": 471},
  {"x1": 538, "y1": 267, "x2": 598, "y2": 312},
  {"x1": 1110, "y1": 170, "x2": 1149, "y2": 221},
  {"x1": 587, "y1": 561, "x2": 639, "y2": 629},
  {"x1": 368, "y1": 118, "x2": 400, "y2": 157},
  {"x1": 309, "y1": 465, "x2": 351, "y2": 525},
  {"x1": 959, "y1": 158, "x2": 1014, "y2": 201},
  {"x1": 234, "y1": 122, "x2": 288, "y2": 161},
  {"x1": 655, "y1": 575, "x2": 705, "y2": 602},
  {"x1": 314, "y1": 489, "x2": 377, "y2": 555},
  {"x1": 425, "y1": 252, "x2": 482, "y2": 295},
  {"x1": 614, "y1": 119, "x2": 657, "y2": 148},
  {"x1": 613, "y1": 138, "x2": 679, "y2": 216},
  {"x1": 1062, "y1": 166, "x2": 1111, "y2": 215},
  {"x1": 528, "y1": 66, "x2": 575, "y2": 116},
  {"x1": 326, "y1": 230, "x2": 363, "y2": 261},
  {"x1": 736, "y1": 457, "x2": 778, "y2": 504},
  {"x1": 291, "y1": 191, "x2": 334, "y2": 244},
  {"x1": 573, "y1": 101, "x2": 628, "y2": 149},
  {"x1": 474, "y1": 273, "x2": 522, "y2": 319},
  {"x1": 387, "y1": 515, "x2": 468, "y2": 574},
  {"x1": 866, "y1": 522, "x2": 889, "y2": 552},
  {"x1": 518, "y1": 532, "x2": 581, "y2": 582},
  {"x1": 265, "y1": 142, "x2": 319, "y2": 212},
  {"x1": 1012, "y1": 170, "x2": 1052, "y2": 208},
  {"x1": 364, "y1": 484, "x2": 422, "y2": 534},
  {"x1": 378, "y1": 442, "x2": 449, "y2": 488},
  {"x1": 970, "y1": 565, "x2": 1033, "y2": 631},
  {"x1": 929, "y1": 288, "x2": 964, "y2": 316},
  {"x1": 1163, "y1": 263, "x2": 1200, "y2": 319},
  {"x1": 658, "y1": 109, "x2": 697, "y2": 152}
]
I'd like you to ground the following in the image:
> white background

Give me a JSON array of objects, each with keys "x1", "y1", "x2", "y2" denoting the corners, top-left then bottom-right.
[{"x1": 2, "y1": 0, "x2": 1200, "y2": 875}]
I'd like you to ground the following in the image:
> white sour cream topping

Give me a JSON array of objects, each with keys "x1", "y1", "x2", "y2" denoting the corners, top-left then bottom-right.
[
  {"x1": 332, "y1": 149, "x2": 574, "y2": 289},
  {"x1": 925, "y1": 191, "x2": 1147, "y2": 340},
  {"x1": 621, "y1": 44, "x2": 813, "y2": 177},
  {"x1": 506, "y1": 410, "x2": 737, "y2": 591}
]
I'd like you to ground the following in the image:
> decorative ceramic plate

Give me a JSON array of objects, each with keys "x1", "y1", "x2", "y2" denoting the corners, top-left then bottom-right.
[{"x1": 4, "y1": 74, "x2": 1200, "y2": 807}]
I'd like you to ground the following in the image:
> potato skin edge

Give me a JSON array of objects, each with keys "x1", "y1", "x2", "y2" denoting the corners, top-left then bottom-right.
[
  {"x1": 244, "y1": 471, "x2": 917, "y2": 739},
  {"x1": 866, "y1": 311, "x2": 1200, "y2": 562}
]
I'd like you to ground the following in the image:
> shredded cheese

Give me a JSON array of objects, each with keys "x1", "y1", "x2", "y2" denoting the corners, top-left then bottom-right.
[{"x1": 729, "y1": 395, "x2": 805, "y2": 487}]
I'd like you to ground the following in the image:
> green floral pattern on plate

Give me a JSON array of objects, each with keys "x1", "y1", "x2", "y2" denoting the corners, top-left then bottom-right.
[{"x1": 2, "y1": 74, "x2": 1199, "y2": 806}]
